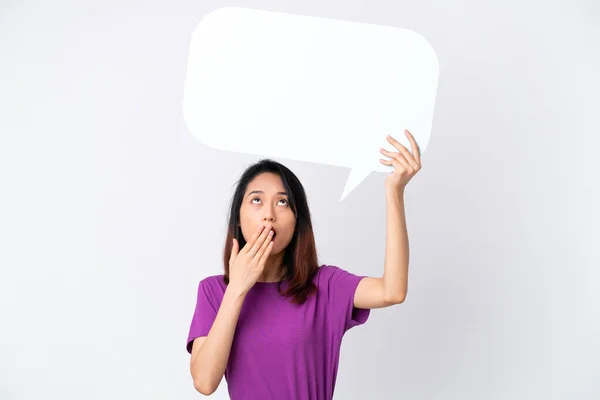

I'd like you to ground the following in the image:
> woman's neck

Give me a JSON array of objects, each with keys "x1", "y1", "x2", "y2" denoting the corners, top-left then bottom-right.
[{"x1": 258, "y1": 254, "x2": 287, "y2": 282}]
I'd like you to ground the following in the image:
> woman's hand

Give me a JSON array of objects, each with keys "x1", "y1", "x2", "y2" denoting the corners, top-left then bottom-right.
[
  {"x1": 379, "y1": 129, "x2": 422, "y2": 193},
  {"x1": 228, "y1": 224, "x2": 275, "y2": 296}
]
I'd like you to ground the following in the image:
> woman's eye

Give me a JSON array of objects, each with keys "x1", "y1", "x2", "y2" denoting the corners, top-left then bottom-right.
[{"x1": 251, "y1": 198, "x2": 288, "y2": 205}]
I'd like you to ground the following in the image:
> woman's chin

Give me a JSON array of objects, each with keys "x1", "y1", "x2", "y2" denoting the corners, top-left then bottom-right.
[{"x1": 270, "y1": 241, "x2": 287, "y2": 255}]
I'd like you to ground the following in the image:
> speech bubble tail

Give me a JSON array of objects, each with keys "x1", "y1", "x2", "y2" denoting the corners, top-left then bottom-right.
[{"x1": 340, "y1": 169, "x2": 372, "y2": 201}]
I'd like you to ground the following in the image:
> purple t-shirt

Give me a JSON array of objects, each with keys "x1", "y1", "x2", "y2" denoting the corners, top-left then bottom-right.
[{"x1": 186, "y1": 264, "x2": 370, "y2": 399}]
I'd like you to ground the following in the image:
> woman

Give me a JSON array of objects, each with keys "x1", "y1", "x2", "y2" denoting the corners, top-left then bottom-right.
[{"x1": 186, "y1": 130, "x2": 422, "y2": 399}]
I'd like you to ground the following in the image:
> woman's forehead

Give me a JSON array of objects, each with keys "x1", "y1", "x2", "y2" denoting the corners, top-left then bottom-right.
[{"x1": 246, "y1": 173, "x2": 286, "y2": 193}]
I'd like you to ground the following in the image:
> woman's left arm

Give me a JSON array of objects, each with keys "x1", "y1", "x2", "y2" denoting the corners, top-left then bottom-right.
[{"x1": 354, "y1": 129, "x2": 422, "y2": 309}]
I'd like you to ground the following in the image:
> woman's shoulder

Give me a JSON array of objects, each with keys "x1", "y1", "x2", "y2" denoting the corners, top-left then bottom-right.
[
  {"x1": 314, "y1": 264, "x2": 350, "y2": 285},
  {"x1": 315, "y1": 264, "x2": 346, "y2": 278},
  {"x1": 314, "y1": 264, "x2": 365, "y2": 289},
  {"x1": 195, "y1": 273, "x2": 227, "y2": 299},
  {"x1": 197, "y1": 273, "x2": 226, "y2": 286}
]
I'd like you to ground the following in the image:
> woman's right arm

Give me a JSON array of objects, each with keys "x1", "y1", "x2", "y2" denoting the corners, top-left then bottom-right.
[
  {"x1": 190, "y1": 224, "x2": 274, "y2": 395},
  {"x1": 189, "y1": 286, "x2": 246, "y2": 396}
]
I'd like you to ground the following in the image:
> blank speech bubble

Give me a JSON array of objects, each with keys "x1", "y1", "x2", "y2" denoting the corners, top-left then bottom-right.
[{"x1": 182, "y1": 7, "x2": 439, "y2": 200}]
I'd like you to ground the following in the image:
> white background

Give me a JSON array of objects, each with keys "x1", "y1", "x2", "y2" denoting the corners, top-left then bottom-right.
[{"x1": 1, "y1": 0, "x2": 599, "y2": 399}]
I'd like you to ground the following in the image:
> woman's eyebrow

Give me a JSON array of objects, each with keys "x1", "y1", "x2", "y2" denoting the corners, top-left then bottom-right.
[{"x1": 247, "y1": 190, "x2": 288, "y2": 196}]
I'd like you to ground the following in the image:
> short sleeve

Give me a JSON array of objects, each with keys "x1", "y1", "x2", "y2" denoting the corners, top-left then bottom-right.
[
  {"x1": 186, "y1": 278, "x2": 219, "y2": 354},
  {"x1": 324, "y1": 265, "x2": 371, "y2": 333}
]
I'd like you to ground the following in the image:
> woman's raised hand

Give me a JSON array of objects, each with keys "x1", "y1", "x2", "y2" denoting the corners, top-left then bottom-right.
[{"x1": 228, "y1": 224, "x2": 274, "y2": 296}]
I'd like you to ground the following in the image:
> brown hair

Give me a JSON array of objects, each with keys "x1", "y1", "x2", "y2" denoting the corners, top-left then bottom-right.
[{"x1": 222, "y1": 159, "x2": 319, "y2": 304}]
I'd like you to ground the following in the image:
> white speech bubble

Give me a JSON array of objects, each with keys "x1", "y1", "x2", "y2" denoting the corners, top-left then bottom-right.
[{"x1": 183, "y1": 7, "x2": 439, "y2": 200}]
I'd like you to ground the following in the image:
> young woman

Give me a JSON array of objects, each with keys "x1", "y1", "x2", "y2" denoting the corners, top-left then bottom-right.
[{"x1": 186, "y1": 130, "x2": 422, "y2": 399}]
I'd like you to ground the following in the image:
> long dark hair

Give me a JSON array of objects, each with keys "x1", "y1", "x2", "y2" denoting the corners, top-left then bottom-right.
[{"x1": 222, "y1": 159, "x2": 319, "y2": 304}]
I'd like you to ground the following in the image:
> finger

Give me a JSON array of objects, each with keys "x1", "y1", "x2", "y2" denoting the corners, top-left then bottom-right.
[
  {"x1": 248, "y1": 225, "x2": 272, "y2": 257},
  {"x1": 242, "y1": 224, "x2": 266, "y2": 254},
  {"x1": 254, "y1": 229, "x2": 274, "y2": 261},
  {"x1": 385, "y1": 136, "x2": 419, "y2": 170},
  {"x1": 380, "y1": 158, "x2": 394, "y2": 167},
  {"x1": 257, "y1": 240, "x2": 274, "y2": 268},
  {"x1": 380, "y1": 157, "x2": 407, "y2": 174},
  {"x1": 379, "y1": 148, "x2": 410, "y2": 169},
  {"x1": 404, "y1": 129, "x2": 422, "y2": 166},
  {"x1": 229, "y1": 238, "x2": 239, "y2": 264}
]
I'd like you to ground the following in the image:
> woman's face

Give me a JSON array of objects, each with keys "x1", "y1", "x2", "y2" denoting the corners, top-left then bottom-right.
[{"x1": 239, "y1": 172, "x2": 296, "y2": 256}]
